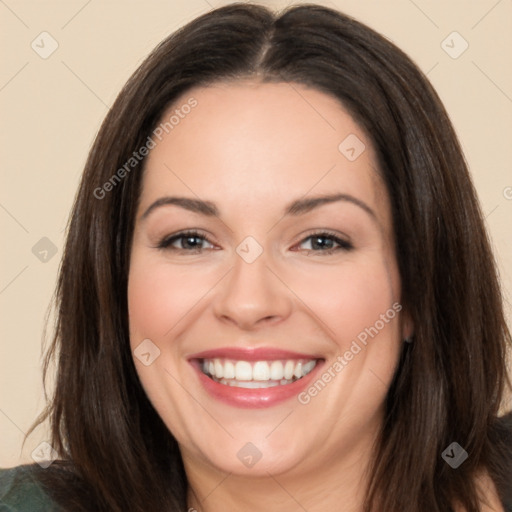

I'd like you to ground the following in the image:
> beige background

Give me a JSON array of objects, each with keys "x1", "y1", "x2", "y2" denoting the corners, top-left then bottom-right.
[{"x1": 1, "y1": 0, "x2": 511, "y2": 467}]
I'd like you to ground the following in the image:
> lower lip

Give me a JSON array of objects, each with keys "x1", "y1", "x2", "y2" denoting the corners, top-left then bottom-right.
[{"x1": 191, "y1": 360, "x2": 324, "y2": 408}]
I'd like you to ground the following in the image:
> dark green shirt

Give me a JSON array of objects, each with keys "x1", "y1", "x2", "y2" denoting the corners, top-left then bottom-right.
[
  {"x1": 0, "y1": 465, "x2": 59, "y2": 511},
  {"x1": 1, "y1": 463, "x2": 511, "y2": 511}
]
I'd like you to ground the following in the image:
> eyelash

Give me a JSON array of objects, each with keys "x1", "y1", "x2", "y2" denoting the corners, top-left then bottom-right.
[{"x1": 156, "y1": 230, "x2": 353, "y2": 255}]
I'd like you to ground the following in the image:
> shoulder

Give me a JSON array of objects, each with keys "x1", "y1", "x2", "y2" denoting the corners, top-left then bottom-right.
[
  {"x1": 454, "y1": 412, "x2": 512, "y2": 512},
  {"x1": 453, "y1": 468, "x2": 510, "y2": 512},
  {"x1": 474, "y1": 411, "x2": 512, "y2": 512},
  {"x1": 491, "y1": 411, "x2": 512, "y2": 512},
  {"x1": 474, "y1": 471, "x2": 508, "y2": 512},
  {"x1": 0, "y1": 464, "x2": 61, "y2": 511}
]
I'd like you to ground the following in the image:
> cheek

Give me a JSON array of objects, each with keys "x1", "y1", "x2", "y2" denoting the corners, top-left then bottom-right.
[
  {"x1": 128, "y1": 250, "x2": 400, "y2": 350},
  {"x1": 128, "y1": 264, "x2": 169, "y2": 343},
  {"x1": 127, "y1": 256, "x2": 212, "y2": 342},
  {"x1": 287, "y1": 256, "x2": 399, "y2": 346},
  {"x1": 127, "y1": 256, "x2": 197, "y2": 435}
]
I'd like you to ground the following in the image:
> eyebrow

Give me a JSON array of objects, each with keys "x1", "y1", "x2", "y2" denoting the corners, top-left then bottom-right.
[{"x1": 140, "y1": 193, "x2": 376, "y2": 221}]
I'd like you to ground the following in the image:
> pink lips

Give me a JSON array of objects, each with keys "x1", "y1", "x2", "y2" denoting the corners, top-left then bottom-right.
[
  {"x1": 188, "y1": 347, "x2": 324, "y2": 408},
  {"x1": 188, "y1": 347, "x2": 322, "y2": 361}
]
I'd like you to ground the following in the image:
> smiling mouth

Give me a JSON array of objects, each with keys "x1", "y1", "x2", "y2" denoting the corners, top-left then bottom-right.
[{"x1": 200, "y1": 358, "x2": 319, "y2": 388}]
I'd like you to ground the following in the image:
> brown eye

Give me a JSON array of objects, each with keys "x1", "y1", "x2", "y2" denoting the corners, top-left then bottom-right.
[
  {"x1": 157, "y1": 231, "x2": 215, "y2": 252},
  {"x1": 295, "y1": 232, "x2": 353, "y2": 254}
]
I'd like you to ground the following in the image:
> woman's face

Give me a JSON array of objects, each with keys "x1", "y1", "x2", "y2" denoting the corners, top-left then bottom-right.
[{"x1": 128, "y1": 81, "x2": 409, "y2": 479}]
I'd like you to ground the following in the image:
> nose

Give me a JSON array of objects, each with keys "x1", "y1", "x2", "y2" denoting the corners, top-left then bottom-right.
[{"x1": 213, "y1": 248, "x2": 293, "y2": 331}]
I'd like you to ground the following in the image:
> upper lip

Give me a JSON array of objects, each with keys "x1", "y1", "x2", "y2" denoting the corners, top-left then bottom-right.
[{"x1": 187, "y1": 347, "x2": 322, "y2": 361}]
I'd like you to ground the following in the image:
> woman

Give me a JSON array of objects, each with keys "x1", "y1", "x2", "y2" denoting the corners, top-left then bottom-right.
[{"x1": 1, "y1": 3, "x2": 511, "y2": 511}]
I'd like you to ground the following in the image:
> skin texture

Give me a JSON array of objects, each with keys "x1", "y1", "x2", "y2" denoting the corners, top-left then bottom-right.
[{"x1": 127, "y1": 81, "x2": 414, "y2": 512}]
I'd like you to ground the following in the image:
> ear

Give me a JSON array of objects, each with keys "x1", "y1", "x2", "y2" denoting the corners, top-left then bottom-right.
[{"x1": 401, "y1": 309, "x2": 414, "y2": 342}]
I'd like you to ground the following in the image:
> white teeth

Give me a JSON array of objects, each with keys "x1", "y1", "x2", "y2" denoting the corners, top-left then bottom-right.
[
  {"x1": 201, "y1": 357, "x2": 318, "y2": 384},
  {"x1": 270, "y1": 361, "x2": 284, "y2": 380},
  {"x1": 224, "y1": 360, "x2": 235, "y2": 379},
  {"x1": 223, "y1": 380, "x2": 281, "y2": 389},
  {"x1": 302, "y1": 360, "x2": 316, "y2": 375},
  {"x1": 214, "y1": 359, "x2": 223, "y2": 379},
  {"x1": 235, "y1": 361, "x2": 253, "y2": 381},
  {"x1": 253, "y1": 361, "x2": 270, "y2": 381},
  {"x1": 284, "y1": 360, "x2": 295, "y2": 380},
  {"x1": 215, "y1": 377, "x2": 290, "y2": 388}
]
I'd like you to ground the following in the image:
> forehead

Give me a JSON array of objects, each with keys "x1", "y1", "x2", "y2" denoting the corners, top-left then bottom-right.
[{"x1": 140, "y1": 81, "x2": 387, "y2": 223}]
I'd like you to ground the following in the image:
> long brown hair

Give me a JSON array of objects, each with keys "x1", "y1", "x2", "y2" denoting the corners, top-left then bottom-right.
[{"x1": 28, "y1": 3, "x2": 511, "y2": 511}]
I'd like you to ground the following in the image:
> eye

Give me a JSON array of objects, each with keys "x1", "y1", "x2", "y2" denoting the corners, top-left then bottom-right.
[
  {"x1": 294, "y1": 231, "x2": 353, "y2": 255},
  {"x1": 156, "y1": 230, "x2": 352, "y2": 256},
  {"x1": 157, "y1": 230, "x2": 215, "y2": 253}
]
